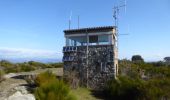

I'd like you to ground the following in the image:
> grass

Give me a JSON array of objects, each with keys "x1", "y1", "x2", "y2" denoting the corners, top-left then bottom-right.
[{"x1": 71, "y1": 88, "x2": 99, "y2": 100}]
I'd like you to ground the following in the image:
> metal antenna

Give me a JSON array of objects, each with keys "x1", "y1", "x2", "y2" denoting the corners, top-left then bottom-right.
[
  {"x1": 113, "y1": 0, "x2": 126, "y2": 77},
  {"x1": 125, "y1": 0, "x2": 127, "y2": 14},
  {"x1": 78, "y1": 15, "x2": 80, "y2": 29},
  {"x1": 113, "y1": 0, "x2": 126, "y2": 30},
  {"x1": 113, "y1": 0, "x2": 127, "y2": 48},
  {"x1": 69, "y1": 11, "x2": 72, "y2": 29}
]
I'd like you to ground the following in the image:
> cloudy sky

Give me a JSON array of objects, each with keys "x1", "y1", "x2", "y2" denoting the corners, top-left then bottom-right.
[
  {"x1": 0, "y1": 47, "x2": 62, "y2": 59},
  {"x1": 0, "y1": 0, "x2": 169, "y2": 62}
]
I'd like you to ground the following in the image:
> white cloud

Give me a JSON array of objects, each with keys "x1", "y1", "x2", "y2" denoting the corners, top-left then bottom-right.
[{"x1": 0, "y1": 47, "x2": 62, "y2": 59}]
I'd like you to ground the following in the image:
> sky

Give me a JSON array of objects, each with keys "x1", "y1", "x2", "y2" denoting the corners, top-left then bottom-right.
[{"x1": 0, "y1": 0, "x2": 169, "y2": 62}]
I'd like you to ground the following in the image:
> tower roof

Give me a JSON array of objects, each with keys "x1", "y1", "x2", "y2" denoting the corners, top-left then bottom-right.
[{"x1": 64, "y1": 26, "x2": 115, "y2": 34}]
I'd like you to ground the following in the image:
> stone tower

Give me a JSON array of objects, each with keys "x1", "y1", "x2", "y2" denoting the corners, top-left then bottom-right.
[{"x1": 63, "y1": 26, "x2": 118, "y2": 89}]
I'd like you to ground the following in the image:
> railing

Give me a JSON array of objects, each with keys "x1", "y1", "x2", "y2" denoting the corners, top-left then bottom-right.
[
  {"x1": 63, "y1": 46, "x2": 77, "y2": 52},
  {"x1": 62, "y1": 56, "x2": 76, "y2": 62}
]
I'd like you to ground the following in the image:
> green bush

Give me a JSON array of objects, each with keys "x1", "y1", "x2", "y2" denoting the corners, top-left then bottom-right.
[
  {"x1": 48, "y1": 63, "x2": 63, "y2": 68},
  {"x1": 105, "y1": 76, "x2": 169, "y2": 100},
  {"x1": 0, "y1": 70, "x2": 5, "y2": 82},
  {"x1": 34, "y1": 71, "x2": 76, "y2": 100},
  {"x1": 35, "y1": 70, "x2": 56, "y2": 86},
  {"x1": 0, "y1": 60, "x2": 13, "y2": 68},
  {"x1": 116, "y1": 59, "x2": 170, "y2": 100},
  {"x1": 105, "y1": 76, "x2": 142, "y2": 100},
  {"x1": 0, "y1": 60, "x2": 63, "y2": 73},
  {"x1": 143, "y1": 78, "x2": 170, "y2": 100}
]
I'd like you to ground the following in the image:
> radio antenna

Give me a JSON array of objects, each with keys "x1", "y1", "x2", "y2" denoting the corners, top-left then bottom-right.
[
  {"x1": 113, "y1": 0, "x2": 127, "y2": 77},
  {"x1": 69, "y1": 11, "x2": 72, "y2": 29},
  {"x1": 78, "y1": 15, "x2": 80, "y2": 29},
  {"x1": 113, "y1": 0, "x2": 127, "y2": 49}
]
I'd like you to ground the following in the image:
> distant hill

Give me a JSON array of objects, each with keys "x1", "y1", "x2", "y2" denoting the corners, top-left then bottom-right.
[{"x1": 0, "y1": 58, "x2": 62, "y2": 63}]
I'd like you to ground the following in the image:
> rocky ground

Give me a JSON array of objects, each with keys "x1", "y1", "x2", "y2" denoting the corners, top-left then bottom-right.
[
  {"x1": 0, "y1": 77, "x2": 34, "y2": 100},
  {"x1": 0, "y1": 68, "x2": 63, "y2": 100}
]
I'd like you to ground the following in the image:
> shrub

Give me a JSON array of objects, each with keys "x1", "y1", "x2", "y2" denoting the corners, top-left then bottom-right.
[
  {"x1": 35, "y1": 80, "x2": 76, "y2": 100},
  {"x1": 105, "y1": 76, "x2": 143, "y2": 100},
  {"x1": 48, "y1": 63, "x2": 63, "y2": 68},
  {"x1": 0, "y1": 70, "x2": 5, "y2": 82},
  {"x1": 0, "y1": 60, "x2": 63, "y2": 73},
  {"x1": 35, "y1": 70, "x2": 56, "y2": 86},
  {"x1": 143, "y1": 78, "x2": 170, "y2": 100},
  {"x1": 105, "y1": 76, "x2": 170, "y2": 100},
  {"x1": 34, "y1": 71, "x2": 76, "y2": 100},
  {"x1": 0, "y1": 60, "x2": 13, "y2": 68}
]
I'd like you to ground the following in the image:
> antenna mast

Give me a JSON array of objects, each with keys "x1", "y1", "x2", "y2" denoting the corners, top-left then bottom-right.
[
  {"x1": 113, "y1": 0, "x2": 126, "y2": 48},
  {"x1": 78, "y1": 15, "x2": 80, "y2": 29},
  {"x1": 113, "y1": 0, "x2": 126, "y2": 77},
  {"x1": 69, "y1": 11, "x2": 72, "y2": 30}
]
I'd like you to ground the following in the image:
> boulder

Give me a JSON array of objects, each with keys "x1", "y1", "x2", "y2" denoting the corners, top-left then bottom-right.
[{"x1": 5, "y1": 91, "x2": 35, "y2": 100}]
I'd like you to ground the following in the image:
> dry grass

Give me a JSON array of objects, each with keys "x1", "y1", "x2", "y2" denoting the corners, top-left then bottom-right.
[{"x1": 71, "y1": 88, "x2": 100, "y2": 100}]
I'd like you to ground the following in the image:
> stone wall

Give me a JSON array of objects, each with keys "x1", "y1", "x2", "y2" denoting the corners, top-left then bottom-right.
[{"x1": 63, "y1": 45, "x2": 116, "y2": 89}]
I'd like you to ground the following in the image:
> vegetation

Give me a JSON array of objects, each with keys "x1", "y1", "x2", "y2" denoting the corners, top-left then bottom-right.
[
  {"x1": 71, "y1": 88, "x2": 96, "y2": 100},
  {"x1": 0, "y1": 60, "x2": 63, "y2": 73},
  {"x1": 33, "y1": 70, "x2": 93, "y2": 100},
  {"x1": 1, "y1": 56, "x2": 170, "y2": 100},
  {"x1": 131, "y1": 55, "x2": 144, "y2": 63},
  {"x1": 34, "y1": 71, "x2": 76, "y2": 100},
  {"x1": 105, "y1": 76, "x2": 170, "y2": 100},
  {"x1": 164, "y1": 57, "x2": 170, "y2": 62},
  {"x1": 105, "y1": 56, "x2": 170, "y2": 100},
  {"x1": 164, "y1": 57, "x2": 170, "y2": 66},
  {"x1": 0, "y1": 70, "x2": 5, "y2": 82}
]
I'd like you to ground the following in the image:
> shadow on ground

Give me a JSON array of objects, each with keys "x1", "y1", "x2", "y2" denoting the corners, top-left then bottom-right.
[{"x1": 91, "y1": 90, "x2": 112, "y2": 100}]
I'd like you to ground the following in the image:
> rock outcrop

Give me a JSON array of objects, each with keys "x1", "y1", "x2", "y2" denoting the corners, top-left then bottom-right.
[{"x1": 5, "y1": 91, "x2": 35, "y2": 100}]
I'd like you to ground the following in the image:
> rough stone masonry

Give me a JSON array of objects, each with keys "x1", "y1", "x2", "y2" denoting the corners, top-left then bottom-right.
[{"x1": 63, "y1": 26, "x2": 118, "y2": 89}]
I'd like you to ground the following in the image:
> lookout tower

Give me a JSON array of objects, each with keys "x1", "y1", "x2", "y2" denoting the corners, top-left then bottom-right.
[{"x1": 63, "y1": 26, "x2": 118, "y2": 89}]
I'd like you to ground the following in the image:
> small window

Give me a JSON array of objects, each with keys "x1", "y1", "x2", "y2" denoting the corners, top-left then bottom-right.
[{"x1": 89, "y1": 35, "x2": 98, "y2": 43}]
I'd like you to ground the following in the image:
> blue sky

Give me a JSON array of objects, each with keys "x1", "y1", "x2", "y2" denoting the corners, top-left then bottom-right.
[{"x1": 0, "y1": 0, "x2": 169, "y2": 62}]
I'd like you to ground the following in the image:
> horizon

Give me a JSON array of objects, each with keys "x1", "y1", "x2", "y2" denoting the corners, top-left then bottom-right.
[{"x1": 0, "y1": 0, "x2": 169, "y2": 62}]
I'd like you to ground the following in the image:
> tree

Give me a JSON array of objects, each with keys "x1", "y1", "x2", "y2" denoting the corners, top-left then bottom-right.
[
  {"x1": 131, "y1": 55, "x2": 144, "y2": 63},
  {"x1": 164, "y1": 57, "x2": 170, "y2": 65}
]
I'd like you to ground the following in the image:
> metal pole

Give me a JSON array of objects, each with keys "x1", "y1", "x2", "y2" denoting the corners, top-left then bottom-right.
[
  {"x1": 78, "y1": 16, "x2": 80, "y2": 29},
  {"x1": 69, "y1": 11, "x2": 72, "y2": 30},
  {"x1": 86, "y1": 29, "x2": 89, "y2": 87},
  {"x1": 69, "y1": 20, "x2": 71, "y2": 29}
]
